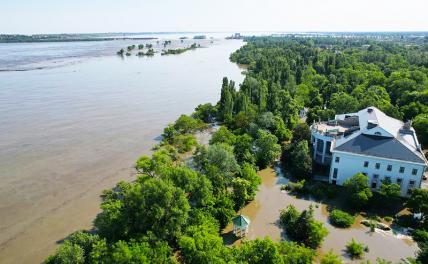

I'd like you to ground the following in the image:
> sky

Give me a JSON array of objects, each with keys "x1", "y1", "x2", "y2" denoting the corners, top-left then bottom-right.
[{"x1": 1, "y1": 0, "x2": 427, "y2": 34}]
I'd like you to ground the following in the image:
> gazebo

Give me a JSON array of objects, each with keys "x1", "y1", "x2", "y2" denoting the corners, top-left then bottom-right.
[{"x1": 232, "y1": 214, "x2": 250, "y2": 238}]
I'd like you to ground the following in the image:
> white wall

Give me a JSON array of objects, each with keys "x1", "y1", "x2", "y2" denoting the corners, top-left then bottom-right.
[{"x1": 329, "y1": 151, "x2": 426, "y2": 196}]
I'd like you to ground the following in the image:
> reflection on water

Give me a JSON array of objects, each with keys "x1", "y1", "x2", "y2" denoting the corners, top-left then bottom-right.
[
  {"x1": 0, "y1": 39, "x2": 244, "y2": 263},
  {"x1": 223, "y1": 165, "x2": 418, "y2": 263}
]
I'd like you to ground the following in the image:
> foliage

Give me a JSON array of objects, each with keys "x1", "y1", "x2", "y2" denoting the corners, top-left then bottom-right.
[
  {"x1": 288, "y1": 140, "x2": 312, "y2": 178},
  {"x1": 174, "y1": 114, "x2": 205, "y2": 134},
  {"x1": 192, "y1": 103, "x2": 217, "y2": 123},
  {"x1": 235, "y1": 238, "x2": 316, "y2": 264},
  {"x1": 345, "y1": 239, "x2": 368, "y2": 259},
  {"x1": 94, "y1": 177, "x2": 190, "y2": 242},
  {"x1": 254, "y1": 130, "x2": 281, "y2": 168},
  {"x1": 283, "y1": 180, "x2": 306, "y2": 194},
  {"x1": 209, "y1": 126, "x2": 236, "y2": 145},
  {"x1": 329, "y1": 210, "x2": 355, "y2": 228},
  {"x1": 413, "y1": 114, "x2": 428, "y2": 147},
  {"x1": 343, "y1": 173, "x2": 373, "y2": 208},
  {"x1": 279, "y1": 205, "x2": 329, "y2": 249},
  {"x1": 320, "y1": 250, "x2": 343, "y2": 264}
]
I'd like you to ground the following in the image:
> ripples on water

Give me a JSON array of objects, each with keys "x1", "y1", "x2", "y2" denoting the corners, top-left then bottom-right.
[{"x1": 0, "y1": 35, "x2": 244, "y2": 263}]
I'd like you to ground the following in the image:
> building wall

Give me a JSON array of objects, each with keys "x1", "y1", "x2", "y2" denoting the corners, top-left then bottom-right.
[
  {"x1": 329, "y1": 151, "x2": 426, "y2": 197},
  {"x1": 311, "y1": 131, "x2": 333, "y2": 166}
]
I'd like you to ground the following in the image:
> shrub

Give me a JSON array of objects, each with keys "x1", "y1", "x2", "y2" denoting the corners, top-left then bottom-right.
[
  {"x1": 279, "y1": 205, "x2": 328, "y2": 249},
  {"x1": 284, "y1": 180, "x2": 306, "y2": 194},
  {"x1": 320, "y1": 250, "x2": 343, "y2": 264},
  {"x1": 383, "y1": 216, "x2": 393, "y2": 222},
  {"x1": 345, "y1": 239, "x2": 368, "y2": 259},
  {"x1": 329, "y1": 210, "x2": 355, "y2": 228},
  {"x1": 413, "y1": 229, "x2": 428, "y2": 244},
  {"x1": 343, "y1": 173, "x2": 373, "y2": 208}
]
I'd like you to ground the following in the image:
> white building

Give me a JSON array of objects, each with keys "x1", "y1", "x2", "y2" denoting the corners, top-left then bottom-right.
[{"x1": 310, "y1": 106, "x2": 427, "y2": 196}]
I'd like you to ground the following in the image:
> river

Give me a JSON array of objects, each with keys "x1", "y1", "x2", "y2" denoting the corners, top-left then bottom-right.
[{"x1": 0, "y1": 36, "x2": 244, "y2": 263}]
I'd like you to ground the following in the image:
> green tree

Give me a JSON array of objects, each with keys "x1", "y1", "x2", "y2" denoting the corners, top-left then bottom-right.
[
  {"x1": 233, "y1": 134, "x2": 256, "y2": 165},
  {"x1": 413, "y1": 114, "x2": 428, "y2": 147},
  {"x1": 288, "y1": 140, "x2": 312, "y2": 178},
  {"x1": 254, "y1": 130, "x2": 281, "y2": 168},
  {"x1": 210, "y1": 126, "x2": 236, "y2": 145},
  {"x1": 179, "y1": 224, "x2": 229, "y2": 264},
  {"x1": 279, "y1": 205, "x2": 328, "y2": 249},
  {"x1": 45, "y1": 241, "x2": 85, "y2": 264},
  {"x1": 343, "y1": 173, "x2": 373, "y2": 208},
  {"x1": 345, "y1": 239, "x2": 368, "y2": 259},
  {"x1": 94, "y1": 178, "x2": 190, "y2": 242}
]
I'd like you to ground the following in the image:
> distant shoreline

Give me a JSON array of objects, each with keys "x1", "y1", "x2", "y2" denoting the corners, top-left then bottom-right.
[{"x1": 0, "y1": 37, "x2": 158, "y2": 44}]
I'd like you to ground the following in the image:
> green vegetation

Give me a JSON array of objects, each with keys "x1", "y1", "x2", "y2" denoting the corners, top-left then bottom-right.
[
  {"x1": 329, "y1": 209, "x2": 355, "y2": 228},
  {"x1": 161, "y1": 43, "x2": 200, "y2": 55},
  {"x1": 345, "y1": 239, "x2": 369, "y2": 259},
  {"x1": 343, "y1": 173, "x2": 373, "y2": 208},
  {"x1": 320, "y1": 250, "x2": 343, "y2": 264},
  {"x1": 46, "y1": 34, "x2": 428, "y2": 263},
  {"x1": 280, "y1": 205, "x2": 329, "y2": 249}
]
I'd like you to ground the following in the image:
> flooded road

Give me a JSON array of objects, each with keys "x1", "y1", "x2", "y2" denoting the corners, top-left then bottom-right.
[
  {"x1": 223, "y1": 166, "x2": 418, "y2": 263},
  {"x1": 0, "y1": 39, "x2": 244, "y2": 263}
]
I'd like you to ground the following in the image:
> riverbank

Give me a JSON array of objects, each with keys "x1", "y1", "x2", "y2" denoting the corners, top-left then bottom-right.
[
  {"x1": 222, "y1": 166, "x2": 418, "y2": 262},
  {"x1": 0, "y1": 39, "x2": 244, "y2": 263}
]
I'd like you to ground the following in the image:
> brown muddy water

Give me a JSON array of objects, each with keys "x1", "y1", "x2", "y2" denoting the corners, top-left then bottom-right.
[
  {"x1": 0, "y1": 39, "x2": 244, "y2": 263},
  {"x1": 223, "y1": 166, "x2": 418, "y2": 263}
]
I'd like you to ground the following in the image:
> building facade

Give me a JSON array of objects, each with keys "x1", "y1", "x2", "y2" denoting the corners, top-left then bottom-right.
[{"x1": 311, "y1": 107, "x2": 427, "y2": 196}]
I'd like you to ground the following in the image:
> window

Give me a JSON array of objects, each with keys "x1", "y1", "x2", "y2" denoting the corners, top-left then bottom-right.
[
  {"x1": 384, "y1": 176, "x2": 391, "y2": 182},
  {"x1": 375, "y1": 163, "x2": 380, "y2": 169},
  {"x1": 374, "y1": 132, "x2": 382, "y2": 136},
  {"x1": 399, "y1": 167, "x2": 405, "y2": 173},
  {"x1": 335, "y1": 156, "x2": 340, "y2": 163},
  {"x1": 397, "y1": 178, "x2": 403, "y2": 185},
  {"x1": 387, "y1": 165, "x2": 392, "y2": 171},
  {"x1": 412, "y1": 169, "x2": 418, "y2": 176},
  {"x1": 373, "y1": 174, "x2": 379, "y2": 179},
  {"x1": 362, "y1": 172, "x2": 368, "y2": 176},
  {"x1": 364, "y1": 161, "x2": 369, "y2": 168},
  {"x1": 371, "y1": 182, "x2": 377, "y2": 189},
  {"x1": 409, "y1": 180, "x2": 415, "y2": 186},
  {"x1": 333, "y1": 168, "x2": 338, "y2": 179}
]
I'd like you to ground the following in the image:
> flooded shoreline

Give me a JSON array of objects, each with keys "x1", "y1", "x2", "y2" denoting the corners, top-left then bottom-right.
[
  {"x1": 0, "y1": 39, "x2": 244, "y2": 263},
  {"x1": 223, "y1": 166, "x2": 418, "y2": 262}
]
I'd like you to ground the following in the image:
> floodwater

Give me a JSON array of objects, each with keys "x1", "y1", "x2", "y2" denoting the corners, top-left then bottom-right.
[
  {"x1": 0, "y1": 37, "x2": 244, "y2": 263},
  {"x1": 223, "y1": 166, "x2": 418, "y2": 263}
]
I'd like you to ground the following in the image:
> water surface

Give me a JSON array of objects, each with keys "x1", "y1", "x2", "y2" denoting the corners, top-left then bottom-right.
[{"x1": 0, "y1": 38, "x2": 244, "y2": 263}]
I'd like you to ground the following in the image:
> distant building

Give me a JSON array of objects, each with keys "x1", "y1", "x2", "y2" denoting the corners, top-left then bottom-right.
[
  {"x1": 232, "y1": 215, "x2": 250, "y2": 238},
  {"x1": 310, "y1": 106, "x2": 427, "y2": 196}
]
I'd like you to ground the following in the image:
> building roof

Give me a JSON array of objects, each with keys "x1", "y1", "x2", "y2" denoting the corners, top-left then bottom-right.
[
  {"x1": 232, "y1": 215, "x2": 250, "y2": 228},
  {"x1": 335, "y1": 134, "x2": 426, "y2": 163},
  {"x1": 331, "y1": 107, "x2": 427, "y2": 165}
]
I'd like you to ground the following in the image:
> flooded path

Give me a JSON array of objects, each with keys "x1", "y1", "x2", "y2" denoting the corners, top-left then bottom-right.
[{"x1": 223, "y1": 166, "x2": 418, "y2": 263}]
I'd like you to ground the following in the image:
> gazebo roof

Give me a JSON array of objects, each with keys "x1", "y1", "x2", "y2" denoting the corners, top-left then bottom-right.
[{"x1": 232, "y1": 214, "x2": 250, "y2": 228}]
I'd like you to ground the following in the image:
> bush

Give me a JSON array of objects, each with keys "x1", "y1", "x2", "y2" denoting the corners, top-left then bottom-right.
[
  {"x1": 279, "y1": 205, "x2": 329, "y2": 249},
  {"x1": 345, "y1": 239, "x2": 368, "y2": 259},
  {"x1": 284, "y1": 180, "x2": 306, "y2": 194},
  {"x1": 329, "y1": 210, "x2": 355, "y2": 228},
  {"x1": 343, "y1": 173, "x2": 372, "y2": 208},
  {"x1": 173, "y1": 134, "x2": 197, "y2": 153},
  {"x1": 383, "y1": 216, "x2": 393, "y2": 222},
  {"x1": 413, "y1": 229, "x2": 428, "y2": 244},
  {"x1": 320, "y1": 250, "x2": 343, "y2": 264}
]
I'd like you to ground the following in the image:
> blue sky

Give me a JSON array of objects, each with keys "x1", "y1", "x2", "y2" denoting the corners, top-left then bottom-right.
[{"x1": 1, "y1": 0, "x2": 427, "y2": 34}]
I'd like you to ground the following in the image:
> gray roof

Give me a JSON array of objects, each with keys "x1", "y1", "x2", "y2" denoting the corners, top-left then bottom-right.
[{"x1": 335, "y1": 134, "x2": 426, "y2": 164}]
